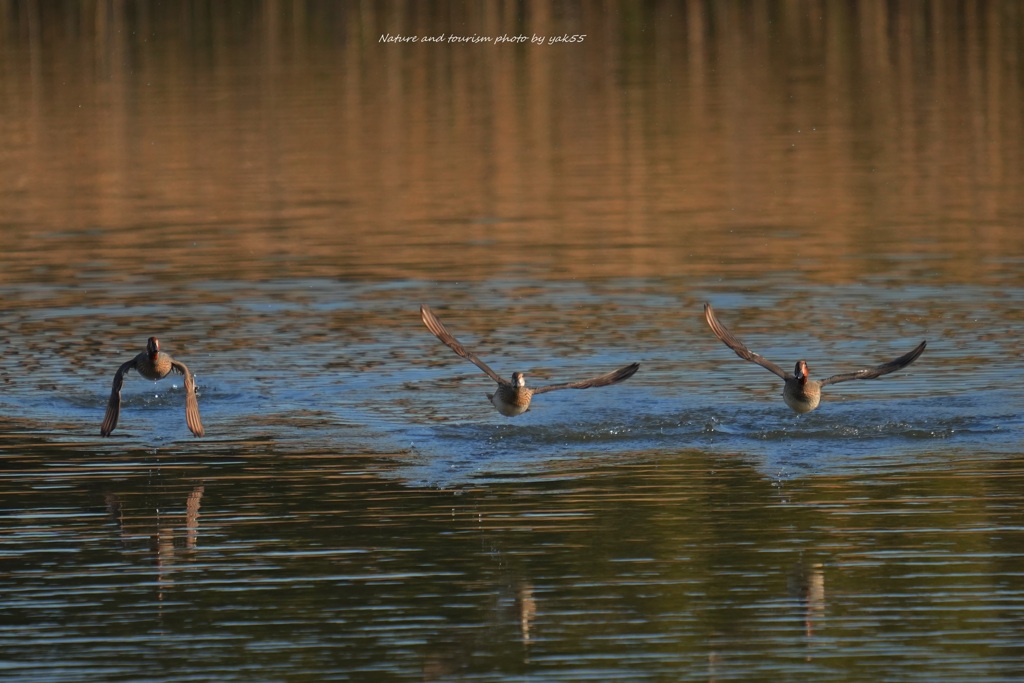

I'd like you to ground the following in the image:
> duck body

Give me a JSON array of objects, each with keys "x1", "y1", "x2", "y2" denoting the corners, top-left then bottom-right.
[
  {"x1": 100, "y1": 337, "x2": 204, "y2": 437},
  {"x1": 783, "y1": 361, "x2": 821, "y2": 413},
  {"x1": 488, "y1": 372, "x2": 534, "y2": 416},
  {"x1": 133, "y1": 345, "x2": 176, "y2": 382}
]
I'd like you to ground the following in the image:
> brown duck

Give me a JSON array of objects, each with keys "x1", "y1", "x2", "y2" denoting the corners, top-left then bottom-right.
[
  {"x1": 420, "y1": 304, "x2": 640, "y2": 416},
  {"x1": 704, "y1": 303, "x2": 926, "y2": 413},
  {"x1": 101, "y1": 337, "x2": 204, "y2": 437}
]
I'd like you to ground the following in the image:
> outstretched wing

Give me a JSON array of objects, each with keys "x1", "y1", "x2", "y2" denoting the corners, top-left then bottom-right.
[
  {"x1": 171, "y1": 360, "x2": 205, "y2": 437},
  {"x1": 100, "y1": 359, "x2": 135, "y2": 436},
  {"x1": 704, "y1": 303, "x2": 792, "y2": 379},
  {"x1": 533, "y1": 362, "x2": 640, "y2": 394},
  {"x1": 420, "y1": 304, "x2": 509, "y2": 386},
  {"x1": 819, "y1": 340, "x2": 927, "y2": 387}
]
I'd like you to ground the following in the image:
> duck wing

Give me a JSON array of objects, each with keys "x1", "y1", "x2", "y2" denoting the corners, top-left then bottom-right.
[
  {"x1": 532, "y1": 362, "x2": 640, "y2": 394},
  {"x1": 704, "y1": 303, "x2": 792, "y2": 380},
  {"x1": 420, "y1": 304, "x2": 509, "y2": 386},
  {"x1": 171, "y1": 359, "x2": 205, "y2": 437},
  {"x1": 819, "y1": 340, "x2": 927, "y2": 386},
  {"x1": 100, "y1": 358, "x2": 136, "y2": 436}
]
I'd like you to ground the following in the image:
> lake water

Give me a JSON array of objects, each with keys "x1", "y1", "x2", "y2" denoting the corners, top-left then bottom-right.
[{"x1": 2, "y1": 2, "x2": 1023, "y2": 681}]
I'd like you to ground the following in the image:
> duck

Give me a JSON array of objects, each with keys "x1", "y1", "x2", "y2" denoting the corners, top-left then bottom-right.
[
  {"x1": 703, "y1": 302, "x2": 926, "y2": 413},
  {"x1": 100, "y1": 337, "x2": 204, "y2": 437},
  {"x1": 420, "y1": 304, "x2": 640, "y2": 416}
]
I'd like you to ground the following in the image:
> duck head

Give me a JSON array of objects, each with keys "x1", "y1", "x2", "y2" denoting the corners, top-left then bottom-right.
[{"x1": 794, "y1": 360, "x2": 809, "y2": 384}]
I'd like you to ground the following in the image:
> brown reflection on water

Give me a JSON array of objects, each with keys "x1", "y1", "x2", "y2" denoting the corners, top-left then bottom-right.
[{"x1": 1, "y1": 0, "x2": 1021, "y2": 286}]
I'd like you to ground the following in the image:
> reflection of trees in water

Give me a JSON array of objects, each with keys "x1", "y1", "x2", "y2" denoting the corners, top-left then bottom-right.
[{"x1": 0, "y1": 1, "x2": 1019, "y2": 286}]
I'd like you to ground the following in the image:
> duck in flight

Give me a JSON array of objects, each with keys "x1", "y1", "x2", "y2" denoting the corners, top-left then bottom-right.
[
  {"x1": 100, "y1": 337, "x2": 205, "y2": 437},
  {"x1": 703, "y1": 303, "x2": 926, "y2": 413},
  {"x1": 420, "y1": 304, "x2": 640, "y2": 416}
]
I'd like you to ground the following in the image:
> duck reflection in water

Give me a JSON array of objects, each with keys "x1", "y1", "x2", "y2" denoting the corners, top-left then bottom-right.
[
  {"x1": 421, "y1": 577, "x2": 537, "y2": 680},
  {"x1": 105, "y1": 484, "x2": 204, "y2": 603},
  {"x1": 788, "y1": 559, "x2": 826, "y2": 649},
  {"x1": 419, "y1": 511, "x2": 538, "y2": 679}
]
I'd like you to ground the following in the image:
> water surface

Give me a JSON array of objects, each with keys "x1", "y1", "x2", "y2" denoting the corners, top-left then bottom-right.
[{"x1": 1, "y1": 2, "x2": 1023, "y2": 681}]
